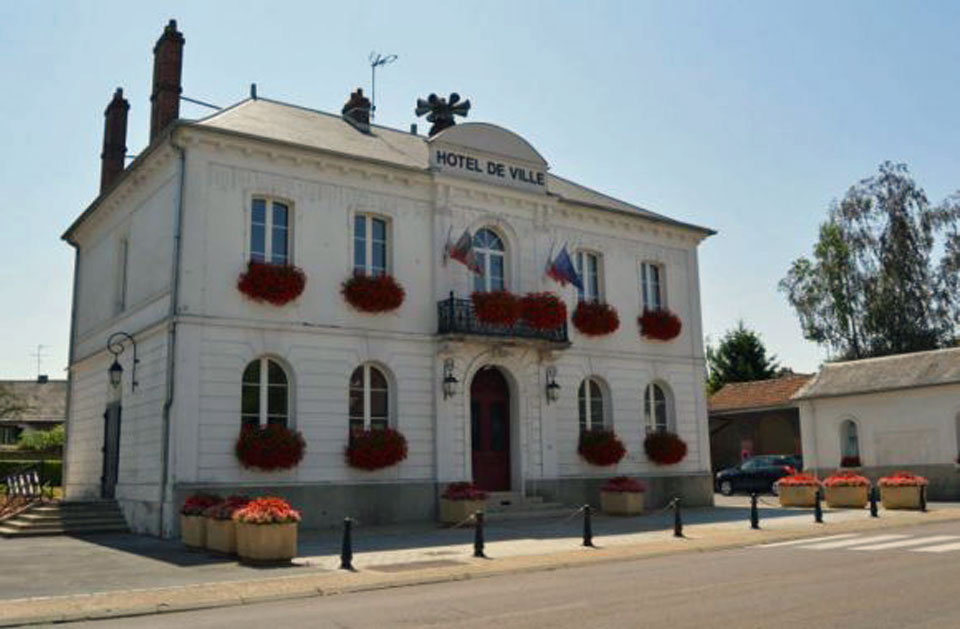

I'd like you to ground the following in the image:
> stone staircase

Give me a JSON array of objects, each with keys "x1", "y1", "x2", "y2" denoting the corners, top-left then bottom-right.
[
  {"x1": 483, "y1": 492, "x2": 574, "y2": 522},
  {"x1": 0, "y1": 500, "x2": 129, "y2": 538}
]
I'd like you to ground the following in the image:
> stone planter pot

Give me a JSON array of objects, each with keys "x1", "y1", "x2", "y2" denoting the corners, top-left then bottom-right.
[
  {"x1": 880, "y1": 485, "x2": 923, "y2": 510},
  {"x1": 824, "y1": 485, "x2": 869, "y2": 508},
  {"x1": 600, "y1": 490, "x2": 645, "y2": 515},
  {"x1": 235, "y1": 522, "x2": 298, "y2": 563},
  {"x1": 778, "y1": 485, "x2": 819, "y2": 507},
  {"x1": 180, "y1": 514, "x2": 206, "y2": 548},
  {"x1": 439, "y1": 499, "x2": 485, "y2": 526},
  {"x1": 205, "y1": 519, "x2": 237, "y2": 554}
]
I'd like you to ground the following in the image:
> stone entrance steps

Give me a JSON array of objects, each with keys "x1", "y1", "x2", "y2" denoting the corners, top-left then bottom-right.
[
  {"x1": 0, "y1": 500, "x2": 129, "y2": 538},
  {"x1": 483, "y1": 492, "x2": 574, "y2": 522}
]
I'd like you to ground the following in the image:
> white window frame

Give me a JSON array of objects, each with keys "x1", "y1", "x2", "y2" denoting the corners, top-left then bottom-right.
[
  {"x1": 644, "y1": 382, "x2": 671, "y2": 433},
  {"x1": 575, "y1": 250, "x2": 604, "y2": 302},
  {"x1": 640, "y1": 261, "x2": 665, "y2": 311},
  {"x1": 578, "y1": 378, "x2": 606, "y2": 431},
  {"x1": 115, "y1": 236, "x2": 129, "y2": 315},
  {"x1": 349, "y1": 364, "x2": 391, "y2": 432},
  {"x1": 250, "y1": 197, "x2": 292, "y2": 265},
  {"x1": 353, "y1": 213, "x2": 391, "y2": 276},
  {"x1": 241, "y1": 357, "x2": 291, "y2": 428},
  {"x1": 473, "y1": 228, "x2": 507, "y2": 292}
]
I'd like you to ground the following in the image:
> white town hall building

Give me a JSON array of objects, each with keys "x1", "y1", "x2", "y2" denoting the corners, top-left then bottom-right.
[{"x1": 62, "y1": 21, "x2": 715, "y2": 536}]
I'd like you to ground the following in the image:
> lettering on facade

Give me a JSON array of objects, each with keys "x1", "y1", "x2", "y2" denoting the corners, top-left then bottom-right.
[{"x1": 434, "y1": 149, "x2": 546, "y2": 188}]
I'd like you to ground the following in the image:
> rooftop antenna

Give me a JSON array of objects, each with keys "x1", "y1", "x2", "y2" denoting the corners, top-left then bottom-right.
[
  {"x1": 369, "y1": 52, "x2": 398, "y2": 121},
  {"x1": 29, "y1": 344, "x2": 48, "y2": 378}
]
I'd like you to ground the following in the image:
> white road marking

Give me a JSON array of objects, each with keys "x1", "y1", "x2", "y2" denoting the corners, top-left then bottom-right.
[
  {"x1": 800, "y1": 534, "x2": 908, "y2": 549},
  {"x1": 912, "y1": 541, "x2": 960, "y2": 553},
  {"x1": 852, "y1": 536, "x2": 959, "y2": 551},
  {"x1": 755, "y1": 534, "x2": 859, "y2": 548}
]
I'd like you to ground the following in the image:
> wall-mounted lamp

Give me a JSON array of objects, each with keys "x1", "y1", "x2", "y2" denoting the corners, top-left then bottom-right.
[
  {"x1": 442, "y1": 358, "x2": 458, "y2": 399},
  {"x1": 545, "y1": 366, "x2": 560, "y2": 404},
  {"x1": 106, "y1": 331, "x2": 139, "y2": 392}
]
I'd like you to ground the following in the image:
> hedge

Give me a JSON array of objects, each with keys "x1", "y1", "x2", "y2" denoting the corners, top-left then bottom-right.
[{"x1": 0, "y1": 460, "x2": 63, "y2": 488}]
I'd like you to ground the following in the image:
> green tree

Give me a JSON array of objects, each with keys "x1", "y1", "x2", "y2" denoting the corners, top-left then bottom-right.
[
  {"x1": 706, "y1": 321, "x2": 781, "y2": 393},
  {"x1": 17, "y1": 425, "x2": 65, "y2": 452},
  {"x1": 780, "y1": 162, "x2": 960, "y2": 359}
]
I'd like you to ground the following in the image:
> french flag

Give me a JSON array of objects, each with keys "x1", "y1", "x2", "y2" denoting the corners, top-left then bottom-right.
[
  {"x1": 445, "y1": 228, "x2": 483, "y2": 275},
  {"x1": 546, "y1": 244, "x2": 582, "y2": 290}
]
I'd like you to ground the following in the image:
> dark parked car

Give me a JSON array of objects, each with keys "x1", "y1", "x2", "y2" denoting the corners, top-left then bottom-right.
[{"x1": 715, "y1": 455, "x2": 802, "y2": 496}]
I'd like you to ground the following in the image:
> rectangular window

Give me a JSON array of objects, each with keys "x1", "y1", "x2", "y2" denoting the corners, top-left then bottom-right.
[
  {"x1": 641, "y1": 262, "x2": 663, "y2": 310},
  {"x1": 115, "y1": 238, "x2": 129, "y2": 315},
  {"x1": 354, "y1": 214, "x2": 389, "y2": 276},
  {"x1": 575, "y1": 251, "x2": 602, "y2": 302},
  {"x1": 250, "y1": 198, "x2": 290, "y2": 264}
]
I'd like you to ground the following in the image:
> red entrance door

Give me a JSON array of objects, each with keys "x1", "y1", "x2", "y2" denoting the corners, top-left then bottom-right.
[{"x1": 471, "y1": 367, "x2": 511, "y2": 491}]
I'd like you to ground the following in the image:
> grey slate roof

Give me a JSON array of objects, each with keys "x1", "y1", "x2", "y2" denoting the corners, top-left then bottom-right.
[
  {"x1": 0, "y1": 380, "x2": 67, "y2": 423},
  {"x1": 194, "y1": 98, "x2": 714, "y2": 235},
  {"x1": 792, "y1": 348, "x2": 960, "y2": 400}
]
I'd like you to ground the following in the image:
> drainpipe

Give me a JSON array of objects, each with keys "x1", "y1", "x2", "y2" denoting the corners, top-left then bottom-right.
[
  {"x1": 61, "y1": 245, "x2": 81, "y2": 499},
  {"x1": 159, "y1": 130, "x2": 186, "y2": 536}
]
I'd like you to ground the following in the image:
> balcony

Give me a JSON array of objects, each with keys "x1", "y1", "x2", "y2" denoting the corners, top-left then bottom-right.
[{"x1": 437, "y1": 294, "x2": 569, "y2": 347}]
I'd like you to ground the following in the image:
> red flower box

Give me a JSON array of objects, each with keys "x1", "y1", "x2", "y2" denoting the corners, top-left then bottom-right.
[
  {"x1": 472, "y1": 291, "x2": 521, "y2": 326},
  {"x1": 638, "y1": 308, "x2": 682, "y2": 341},
  {"x1": 777, "y1": 473, "x2": 821, "y2": 487},
  {"x1": 878, "y1": 471, "x2": 928, "y2": 488},
  {"x1": 519, "y1": 292, "x2": 567, "y2": 331},
  {"x1": 180, "y1": 494, "x2": 222, "y2": 516},
  {"x1": 601, "y1": 476, "x2": 646, "y2": 493},
  {"x1": 346, "y1": 427, "x2": 408, "y2": 471},
  {"x1": 237, "y1": 261, "x2": 306, "y2": 306},
  {"x1": 643, "y1": 431, "x2": 688, "y2": 465},
  {"x1": 441, "y1": 482, "x2": 488, "y2": 501},
  {"x1": 341, "y1": 272, "x2": 405, "y2": 313},
  {"x1": 578, "y1": 428, "x2": 626, "y2": 466},
  {"x1": 203, "y1": 495, "x2": 250, "y2": 520},
  {"x1": 823, "y1": 471, "x2": 870, "y2": 487},
  {"x1": 233, "y1": 496, "x2": 301, "y2": 525},
  {"x1": 571, "y1": 301, "x2": 620, "y2": 336},
  {"x1": 235, "y1": 424, "x2": 306, "y2": 471}
]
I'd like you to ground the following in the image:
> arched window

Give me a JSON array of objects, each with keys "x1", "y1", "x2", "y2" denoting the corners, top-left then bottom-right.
[
  {"x1": 841, "y1": 419, "x2": 860, "y2": 459},
  {"x1": 241, "y1": 357, "x2": 289, "y2": 428},
  {"x1": 644, "y1": 382, "x2": 671, "y2": 433},
  {"x1": 349, "y1": 364, "x2": 390, "y2": 434},
  {"x1": 578, "y1": 378, "x2": 605, "y2": 432},
  {"x1": 473, "y1": 228, "x2": 506, "y2": 292}
]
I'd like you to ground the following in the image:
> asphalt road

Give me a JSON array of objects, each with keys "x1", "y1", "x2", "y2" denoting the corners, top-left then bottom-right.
[{"x1": 75, "y1": 520, "x2": 960, "y2": 629}]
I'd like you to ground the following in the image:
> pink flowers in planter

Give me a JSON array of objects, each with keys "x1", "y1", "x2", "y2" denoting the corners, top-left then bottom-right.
[
  {"x1": 442, "y1": 482, "x2": 488, "y2": 501},
  {"x1": 878, "y1": 471, "x2": 928, "y2": 487},
  {"x1": 601, "y1": 476, "x2": 646, "y2": 493},
  {"x1": 232, "y1": 496, "x2": 301, "y2": 525},
  {"x1": 822, "y1": 471, "x2": 870, "y2": 487}
]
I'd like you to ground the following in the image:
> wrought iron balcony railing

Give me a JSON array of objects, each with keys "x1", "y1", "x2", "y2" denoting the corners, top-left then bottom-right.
[{"x1": 437, "y1": 294, "x2": 569, "y2": 345}]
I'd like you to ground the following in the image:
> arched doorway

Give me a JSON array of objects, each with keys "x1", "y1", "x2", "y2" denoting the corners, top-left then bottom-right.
[{"x1": 471, "y1": 366, "x2": 511, "y2": 491}]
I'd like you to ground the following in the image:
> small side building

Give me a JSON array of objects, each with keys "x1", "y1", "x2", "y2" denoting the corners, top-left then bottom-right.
[
  {"x1": 794, "y1": 348, "x2": 960, "y2": 499},
  {"x1": 0, "y1": 377, "x2": 67, "y2": 446},
  {"x1": 708, "y1": 374, "x2": 811, "y2": 472}
]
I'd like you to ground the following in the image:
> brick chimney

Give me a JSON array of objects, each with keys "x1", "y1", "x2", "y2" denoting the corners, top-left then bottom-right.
[
  {"x1": 341, "y1": 88, "x2": 371, "y2": 131},
  {"x1": 100, "y1": 88, "x2": 129, "y2": 193},
  {"x1": 149, "y1": 19, "x2": 185, "y2": 141}
]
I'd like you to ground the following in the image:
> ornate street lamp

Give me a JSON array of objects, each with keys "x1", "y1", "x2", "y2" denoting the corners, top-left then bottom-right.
[
  {"x1": 442, "y1": 358, "x2": 458, "y2": 399},
  {"x1": 545, "y1": 366, "x2": 560, "y2": 404},
  {"x1": 106, "y1": 331, "x2": 138, "y2": 392}
]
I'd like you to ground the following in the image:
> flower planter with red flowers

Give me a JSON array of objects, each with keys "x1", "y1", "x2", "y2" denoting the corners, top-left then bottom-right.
[
  {"x1": 840, "y1": 455, "x2": 861, "y2": 468},
  {"x1": 235, "y1": 424, "x2": 306, "y2": 471},
  {"x1": 643, "y1": 431, "x2": 688, "y2": 465},
  {"x1": 471, "y1": 291, "x2": 521, "y2": 326},
  {"x1": 571, "y1": 301, "x2": 620, "y2": 336},
  {"x1": 600, "y1": 477, "x2": 646, "y2": 515},
  {"x1": 519, "y1": 292, "x2": 567, "y2": 331},
  {"x1": 638, "y1": 309, "x2": 682, "y2": 341},
  {"x1": 775, "y1": 473, "x2": 821, "y2": 507},
  {"x1": 233, "y1": 497, "x2": 301, "y2": 563},
  {"x1": 346, "y1": 427, "x2": 409, "y2": 471},
  {"x1": 237, "y1": 261, "x2": 306, "y2": 306},
  {"x1": 202, "y1": 496, "x2": 250, "y2": 555},
  {"x1": 179, "y1": 494, "x2": 222, "y2": 548},
  {"x1": 878, "y1": 472, "x2": 928, "y2": 510},
  {"x1": 439, "y1": 482, "x2": 488, "y2": 525},
  {"x1": 341, "y1": 272, "x2": 405, "y2": 313},
  {"x1": 823, "y1": 471, "x2": 870, "y2": 508},
  {"x1": 578, "y1": 428, "x2": 626, "y2": 466}
]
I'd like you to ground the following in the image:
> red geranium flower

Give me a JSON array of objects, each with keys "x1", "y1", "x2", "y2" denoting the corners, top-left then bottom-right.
[
  {"x1": 237, "y1": 261, "x2": 306, "y2": 306},
  {"x1": 643, "y1": 431, "x2": 688, "y2": 465},
  {"x1": 578, "y1": 428, "x2": 627, "y2": 466},
  {"x1": 601, "y1": 476, "x2": 646, "y2": 493},
  {"x1": 180, "y1": 493, "x2": 222, "y2": 516},
  {"x1": 638, "y1": 309, "x2": 682, "y2": 341},
  {"x1": 235, "y1": 424, "x2": 306, "y2": 471},
  {"x1": 777, "y1": 473, "x2": 821, "y2": 487},
  {"x1": 571, "y1": 301, "x2": 620, "y2": 336},
  {"x1": 472, "y1": 291, "x2": 521, "y2": 326},
  {"x1": 823, "y1": 471, "x2": 870, "y2": 487},
  {"x1": 233, "y1": 496, "x2": 301, "y2": 525},
  {"x1": 878, "y1": 471, "x2": 928, "y2": 487},
  {"x1": 346, "y1": 427, "x2": 408, "y2": 470},
  {"x1": 341, "y1": 272, "x2": 405, "y2": 313},
  {"x1": 442, "y1": 482, "x2": 488, "y2": 501},
  {"x1": 519, "y1": 292, "x2": 567, "y2": 331}
]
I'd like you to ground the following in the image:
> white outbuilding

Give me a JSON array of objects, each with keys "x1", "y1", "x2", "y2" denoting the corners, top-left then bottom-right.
[{"x1": 62, "y1": 21, "x2": 716, "y2": 536}]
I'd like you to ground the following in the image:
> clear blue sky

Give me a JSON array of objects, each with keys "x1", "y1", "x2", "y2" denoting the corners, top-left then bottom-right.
[{"x1": 2, "y1": 1, "x2": 959, "y2": 379}]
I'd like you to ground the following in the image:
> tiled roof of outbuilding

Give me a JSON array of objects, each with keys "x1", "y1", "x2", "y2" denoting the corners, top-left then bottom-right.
[
  {"x1": 708, "y1": 374, "x2": 813, "y2": 414},
  {"x1": 0, "y1": 380, "x2": 67, "y2": 423}
]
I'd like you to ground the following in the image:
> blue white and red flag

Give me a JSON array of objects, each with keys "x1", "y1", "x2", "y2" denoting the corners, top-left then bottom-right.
[
  {"x1": 445, "y1": 228, "x2": 483, "y2": 275},
  {"x1": 546, "y1": 244, "x2": 582, "y2": 290}
]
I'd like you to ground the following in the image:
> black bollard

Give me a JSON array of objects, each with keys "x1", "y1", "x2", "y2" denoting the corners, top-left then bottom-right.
[
  {"x1": 473, "y1": 511, "x2": 486, "y2": 558},
  {"x1": 340, "y1": 517, "x2": 354, "y2": 570},
  {"x1": 920, "y1": 485, "x2": 928, "y2": 512},
  {"x1": 582, "y1": 504, "x2": 595, "y2": 547},
  {"x1": 673, "y1": 497, "x2": 684, "y2": 538},
  {"x1": 814, "y1": 488, "x2": 823, "y2": 523},
  {"x1": 870, "y1": 486, "x2": 879, "y2": 518},
  {"x1": 750, "y1": 493, "x2": 760, "y2": 529}
]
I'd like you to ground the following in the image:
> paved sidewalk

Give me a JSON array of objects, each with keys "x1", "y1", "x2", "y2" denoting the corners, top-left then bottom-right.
[{"x1": 2, "y1": 497, "x2": 959, "y2": 626}]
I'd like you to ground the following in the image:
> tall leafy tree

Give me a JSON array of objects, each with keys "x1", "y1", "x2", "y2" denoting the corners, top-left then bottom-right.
[
  {"x1": 706, "y1": 321, "x2": 781, "y2": 393},
  {"x1": 780, "y1": 162, "x2": 960, "y2": 359}
]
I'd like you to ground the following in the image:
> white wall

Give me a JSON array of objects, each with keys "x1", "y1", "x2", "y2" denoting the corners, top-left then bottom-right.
[{"x1": 799, "y1": 384, "x2": 960, "y2": 469}]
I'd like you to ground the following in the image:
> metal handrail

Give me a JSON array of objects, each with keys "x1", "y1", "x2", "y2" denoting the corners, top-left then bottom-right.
[
  {"x1": 1, "y1": 463, "x2": 42, "y2": 499},
  {"x1": 437, "y1": 294, "x2": 569, "y2": 344}
]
